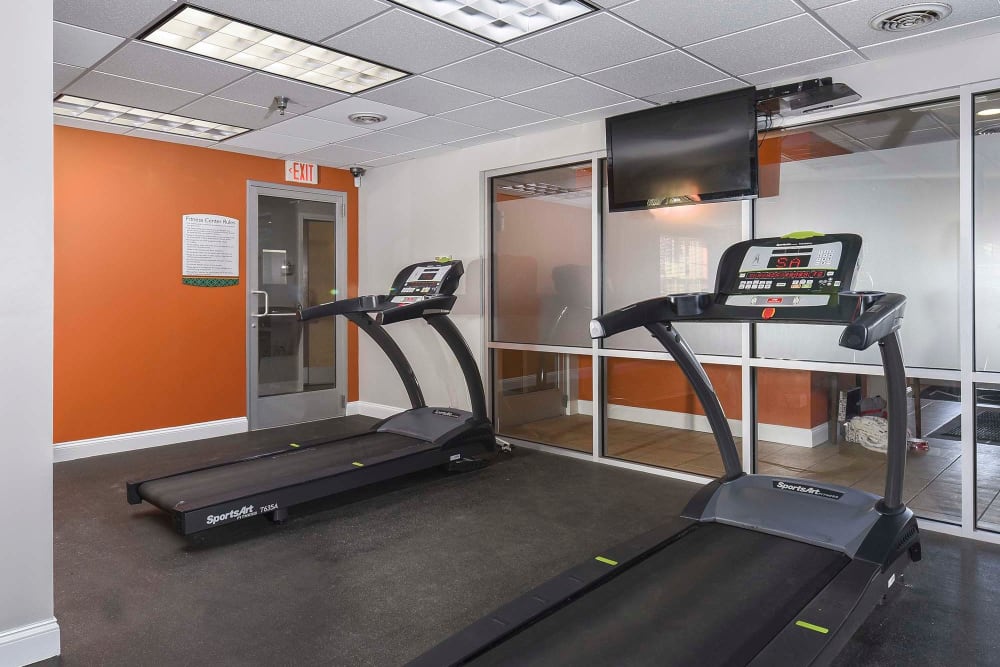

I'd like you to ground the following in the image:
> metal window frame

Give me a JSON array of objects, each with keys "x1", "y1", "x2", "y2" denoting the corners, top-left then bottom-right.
[{"x1": 478, "y1": 80, "x2": 1000, "y2": 544}]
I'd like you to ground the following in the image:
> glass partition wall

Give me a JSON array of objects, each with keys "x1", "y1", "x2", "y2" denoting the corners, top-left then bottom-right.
[{"x1": 487, "y1": 85, "x2": 1000, "y2": 542}]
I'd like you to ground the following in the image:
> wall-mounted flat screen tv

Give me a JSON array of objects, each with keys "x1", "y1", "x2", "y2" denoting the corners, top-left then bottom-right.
[{"x1": 606, "y1": 87, "x2": 759, "y2": 211}]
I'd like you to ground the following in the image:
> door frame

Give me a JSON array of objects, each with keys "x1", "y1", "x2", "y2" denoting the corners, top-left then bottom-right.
[{"x1": 246, "y1": 180, "x2": 348, "y2": 430}]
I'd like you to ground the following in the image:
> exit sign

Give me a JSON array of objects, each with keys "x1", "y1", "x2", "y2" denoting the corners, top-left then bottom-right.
[{"x1": 285, "y1": 160, "x2": 318, "y2": 184}]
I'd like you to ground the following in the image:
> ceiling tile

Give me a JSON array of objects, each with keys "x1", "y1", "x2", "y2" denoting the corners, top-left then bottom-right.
[
  {"x1": 818, "y1": 0, "x2": 1000, "y2": 49},
  {"x1": 293, "y1": 144, "x2": 387, "y2": 168},
  {"x1": 507, "y1": 13, "x2": 670, "y2": 75},
  {"x1": 388, "y1": 117, "x2": 488, "y2": 144},
  {"x1": 174, "y1": 97, "x2": 278, "y2": 130},
  {"x1": 53, "y1": 22, "x2": 124, "y2": 69},
  {"x1": 65, "y1": 72, "x2": 201, "y2": 111},
  {"x1": 584, "y1": 51, "x2": 727, "y2": 98},
  {"x1": 54, "y1": 0, "x2": 176, "y2": 38},
  {"x1": 359, "y1": 77, "x2": 489, "y2": 115},
  {"x1": 338, "y1": 131, "x2": 437, "y2": 154},
  {"x1": 260, "y1": 115, "x2": 370, "y2": 142},
  {"x1": 190, "y1": 0, "x2": 390, "y2": 42},
  {"x1": 861, "y1": 15, "x2": 1000, "y2": 60},
  {"x1": 53, "y1": 114, "x2": 131, "y2": 135},
  {"x1": 323, "y1": 10, "x2": 491, "y2": 73},
  {"x1": 505, "y1": 78, "x2": 632, "y2": 116},
  {"x1": 644, "y1": 78, "x2": 747, "y2": 105},
  {"x1": 798, "y1": 0, "x2": 848, "y2": 8},
  {"x1": 97, "y1": 42, "x2": 250, "y2": 94},
  {"x1": 687, "y1": 14, "x2": 850, "y2": 75},
  {"x1": 565, "y1": 99, "x2": 654, "y2": 124},
  {"x1": 210, "y1": 143, "x2": 285, "y2": 158},
  {"x1": 364, "y1": 145, "x2": 457, "y2": 168},
  {"x1": 834, "y1": 113, "x2": 943, "y2": 140},
  {"x1": 425, "y1": 49, "x2": 569, "y2": 98},
  {"x1": 504, "y1": 117, "x2": 578, "y2": 136},
  {"x1": 446, "y1": 133, "x2": 511, "y2": 149},
  {"x1": 614, "y1": 0, "x2": 802, "y2": 47},
  {"x1": 307, "y1": 97, "x2": 425, "y2": 130},
  {"x1": 54, "y1": 64, "x2": 86, "y2": 92},
  {"x1": 213, "y1": 73, "x2": 347, "y2": 115},
  {"x1": 221, "y1": 131, "x2": 328, "y2": 155},
  {"x1": 591, "y1": 0, "x2": 633, "y2": 6},
  {"x1": 741, "y1": 51, "x2": 865, "y2": 85},
  {"x1": 439, "y1": 100, "x2": 553, "y2": 131},
  {"x1": 127, "y1": 128, "x2": 216, "y2": 147}
]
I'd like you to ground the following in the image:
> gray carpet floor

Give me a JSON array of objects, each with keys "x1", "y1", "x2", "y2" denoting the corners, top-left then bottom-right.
[{"x1": 49, "y1": 417, "x2": 1000, "y2": 666}]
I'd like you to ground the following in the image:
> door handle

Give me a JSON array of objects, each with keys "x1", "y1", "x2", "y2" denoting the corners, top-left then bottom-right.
[{"x1": 251, "y1": 290, "x2": 299, "y2": 318}]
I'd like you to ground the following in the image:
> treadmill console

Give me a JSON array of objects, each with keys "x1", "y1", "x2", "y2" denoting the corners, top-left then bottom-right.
[
  {"x1": 717, "y1": 233, "x2": 862, "y2": 309},
  {"x1": 388, "y1": 260, "x2": 464, "y2": 305}
]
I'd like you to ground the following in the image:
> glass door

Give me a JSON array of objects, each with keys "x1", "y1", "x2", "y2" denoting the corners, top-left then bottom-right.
[{"x1": 248, "y1": 182, "x2": 347, "y2": 429}]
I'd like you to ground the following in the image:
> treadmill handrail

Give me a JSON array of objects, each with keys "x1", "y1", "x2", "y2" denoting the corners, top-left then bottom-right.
[
  {"x1": 591, "y1": 291, "x2": 906, "y2": 351},
  {"x1": 299, "y1": 295, "x2": 387, "y2": 320},
  {"x1": 592, "y1": 290, "x2": 910, "y2": 511}
]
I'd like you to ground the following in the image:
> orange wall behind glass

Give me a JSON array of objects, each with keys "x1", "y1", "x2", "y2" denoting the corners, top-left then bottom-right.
[{"x1": 54, "y1": 126, "x2": 358, "y2": 443}]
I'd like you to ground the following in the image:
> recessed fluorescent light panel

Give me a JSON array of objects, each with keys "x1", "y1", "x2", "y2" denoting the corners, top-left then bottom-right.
[
  {"x1": 390, "y1": 0, "x2": 595, "y2": 43},
  {"x1": 143, "y1": 6, "x2": 408, "y2": 93},
  {"x1": 53, "y1": 95, "x2": 250, "y2": 141}
]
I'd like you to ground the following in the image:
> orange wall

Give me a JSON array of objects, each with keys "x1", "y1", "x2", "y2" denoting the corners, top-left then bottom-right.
[
  {"x1": 54, "y1": 126, "x2": 358, "y2": 443},
  {"x1": 605, "y1": 358, "x2": 743, "y2": 419}
]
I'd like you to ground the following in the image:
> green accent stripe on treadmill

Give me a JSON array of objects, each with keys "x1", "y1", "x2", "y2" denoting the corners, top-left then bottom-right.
[
  {"x1": 352, "y1": 461, "x2": 364, "y2": 467},
  {"x1": 289, "y1": 443, "x2": 300, "y2": 448},
  {"x1": 795, "y1": 620, "x2": 829, "y2": 634},
  {"x1": 781, "y1": 231, "x2": 822, "y2": 239},
  {"x1": 594, "y1": 556, "x2": 618, "y2": 566}
]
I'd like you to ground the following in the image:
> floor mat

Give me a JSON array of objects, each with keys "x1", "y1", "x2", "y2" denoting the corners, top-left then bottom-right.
[{"x1": 929, "y1": 409, "x2": 1000, "y2": 444}]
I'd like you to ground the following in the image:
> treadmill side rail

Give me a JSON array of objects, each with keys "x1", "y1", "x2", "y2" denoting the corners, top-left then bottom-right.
[{"x1": 749, "y1": 556, "x2": 908, "y2": 667}]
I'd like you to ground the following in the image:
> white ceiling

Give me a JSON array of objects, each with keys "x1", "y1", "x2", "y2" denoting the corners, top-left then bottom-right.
[{"x1": 52, "y1": 0, "x2": 1000, "y2": 169}]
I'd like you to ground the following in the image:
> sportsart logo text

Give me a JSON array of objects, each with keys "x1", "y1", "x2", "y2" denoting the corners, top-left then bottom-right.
[
  {"x1": 772, "y1": 480, "x2": 844, "y2": 500},
  {"x1": 206, "y1": 504, "x2": 257, "y2": 525},
  {"x1": 433, "y1": 409, "x2": 462, "y2": 419}
]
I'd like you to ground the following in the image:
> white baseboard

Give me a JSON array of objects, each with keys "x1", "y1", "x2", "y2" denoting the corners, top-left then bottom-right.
[
  {"x1": 758, "y1": 422, "x2": 829, "y2": 448},
  {"x1": 347, "y1": 401, "x2": 405, "y2": 420},
  {"x1": 577, "y1": 400, "x2": 825, "y2": 448},
  {"x1": 53, "y1": 417, "x2": 248, "y2": 463},
  {"x1": 0, "y1": 618, "x2": 60, "y2": 666},
  {"x1": 577, "y1": 400, "x2": 742, "y2": 435}
]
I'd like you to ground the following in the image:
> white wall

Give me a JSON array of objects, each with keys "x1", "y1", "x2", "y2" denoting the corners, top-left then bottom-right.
[
  {"x1": 0, "y1": 0, "x2": 60, "y2": 664},
  {"x1": 358, "y1": 31, "x2": 1000, "y2": 411}
]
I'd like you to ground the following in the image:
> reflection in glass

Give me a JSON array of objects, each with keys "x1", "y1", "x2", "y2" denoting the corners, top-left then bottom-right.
[
  {"x1": 755, "y1": 100, "x2": 960, "y2": 369},
  {"x1": 604, "y1": 358, "x2": 742, "y2": 477},
  {"x1": 974, "y1": 384, "x2": 1000, "y2": 533},
  {"x1": 602, "y1": 162, "x2": 742, "y2": 355},
  {"x1": 975, "y1": 90, "x2": 1000, "y2": 371},
  {"x1": 257, "y1": 196, "x2": 338, "y2": 397},
  {"x1": 756, "y1": 369, "x2": 961, "y2": 525},
  {"x1": 492, "y1": 349, "x2": 592, "y2": 453},
  {"x1": 491, "y1": 163, "x2": 593, "y2": 347}
]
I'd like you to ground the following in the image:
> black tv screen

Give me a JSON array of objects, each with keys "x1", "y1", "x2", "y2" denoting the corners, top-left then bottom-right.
[{"x1": 606, "y1": 87, "x2": 758, "y2": 211}]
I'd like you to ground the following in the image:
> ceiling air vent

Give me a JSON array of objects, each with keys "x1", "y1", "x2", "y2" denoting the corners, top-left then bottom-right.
[
  {"x1": 348, "y1": 113, "x2": 387, "y2": 125},
  {"x1": 870, "y1": 3, "x2": 951, "y2": 32}
]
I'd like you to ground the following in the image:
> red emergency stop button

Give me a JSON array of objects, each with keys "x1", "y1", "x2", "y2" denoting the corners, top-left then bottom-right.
[{"x1": 762, "y1": 307, "x2": 776, "y2": 320}]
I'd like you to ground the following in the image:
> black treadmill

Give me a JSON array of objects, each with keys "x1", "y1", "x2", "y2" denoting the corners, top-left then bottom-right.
[
  {"x1": 127, "y1": 260, "x2": 496, "y2": 535},
  {"x1": 410, "y1": 233, "x2": 921, "y2": 667}
]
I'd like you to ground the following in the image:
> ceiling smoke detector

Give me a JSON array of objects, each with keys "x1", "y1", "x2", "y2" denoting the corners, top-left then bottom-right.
[
  {"x1": 348, "y1": 113, "x2": 387, "y2": 125},
  {"x1": 869, "y1": 3, "x2": 951, "y2": 32}
]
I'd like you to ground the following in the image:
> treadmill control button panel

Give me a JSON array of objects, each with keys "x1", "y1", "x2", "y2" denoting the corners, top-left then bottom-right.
[
  {"x1": 720, "y1": 236, "x2": 860, "y2": 309},
  {"x1": 389, "y1": 262, "x2": 461, "y2": 304}
]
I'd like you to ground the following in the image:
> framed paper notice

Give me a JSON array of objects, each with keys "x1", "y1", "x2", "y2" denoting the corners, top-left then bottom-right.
[{"x1": 182, "y1": 214, "x2": 239, "y2": 287}]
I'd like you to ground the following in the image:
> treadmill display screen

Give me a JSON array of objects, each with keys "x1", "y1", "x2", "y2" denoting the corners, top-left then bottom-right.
[{"x1": 722, "y1": 237, "x2": 857, "y2": 308}]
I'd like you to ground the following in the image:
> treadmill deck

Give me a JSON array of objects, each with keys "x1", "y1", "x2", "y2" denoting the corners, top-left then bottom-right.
[
  {"x1": 139, "y1": 432, "x2": 433, "y2": 514},
  {"x1": 471, "y1": 523, "x2": 850, "y2": 667}
]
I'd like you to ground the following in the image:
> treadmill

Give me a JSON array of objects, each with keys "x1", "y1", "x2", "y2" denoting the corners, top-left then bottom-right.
[
  {"x1": 410, "y1": 233, "x2": 921, "y2": 667},
  {"x1": 127, "y1": 260, "x2": 496, "y2": 535}
]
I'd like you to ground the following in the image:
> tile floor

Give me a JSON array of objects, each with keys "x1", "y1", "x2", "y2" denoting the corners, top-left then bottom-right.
[{"x1": 502, "y1": 398, "x2": 1000, "y2": 529}]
